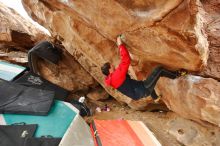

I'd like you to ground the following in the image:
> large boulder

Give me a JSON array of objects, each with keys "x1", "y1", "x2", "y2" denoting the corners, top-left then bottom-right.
[
  {"x1": 22, "y1": 0, "x2": 220, "y2": 126},
  {"x1": 199, "y1": 0, "x2": 220, "y2": 79},
  {"x1": 154, "y1": 0, "x2": 220, "y2": 127},
  {"x1": 0, "y1": 2, "x2": 97, "y2": 91},
  {"x1": 0, "y1": 1, "x2": 47, "y2": 63},
  {"x1": 156, "y1": 75, "x2": 220, "y2": 126},
  {"x1": 37, "y1": 49, "x2": 97, "y2": 91},
  {"x1": 87, "y1": 86, "x2": 109, "y2": 101}
]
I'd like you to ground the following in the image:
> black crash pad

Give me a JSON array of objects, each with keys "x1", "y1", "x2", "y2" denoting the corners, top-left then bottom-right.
[
  {"x1": 28, "y1": 41, "x2": 61, "y2": 73},
  {"x1": 0, "y1": 124, "x2": 37, "y2": 146},
  {"x1": 24, "y1": 137, "x2": 61, "y2": 146},
  {"x1": 0, "y1": 80, "x2": 54, "y2": 115},
  {"x1": 14, "y1": 72, "x2": 69, "y2": 101}
]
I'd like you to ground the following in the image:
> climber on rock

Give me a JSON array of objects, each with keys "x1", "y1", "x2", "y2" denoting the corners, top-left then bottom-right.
[{"x1": 101, "y1": 35, "x2": 187, "y2": 103}]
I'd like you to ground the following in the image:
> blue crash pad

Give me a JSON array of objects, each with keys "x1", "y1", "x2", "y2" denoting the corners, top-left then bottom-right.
[
  {"x1": 0, "y1": 61, "x2": 26, "y2": 81},
  {"x1": 3, "y1": 100, "x2": 78, "y2": 137}
]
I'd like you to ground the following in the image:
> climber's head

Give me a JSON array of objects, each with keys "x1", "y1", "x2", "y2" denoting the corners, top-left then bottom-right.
[{"x1": 101, "y1": 62, "x2": 115, "y2": 76}]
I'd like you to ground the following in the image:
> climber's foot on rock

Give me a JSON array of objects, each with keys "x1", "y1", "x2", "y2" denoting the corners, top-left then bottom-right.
[
  {"x1": 177, "y1": 69, "x2": 188, "y2": 77},
  {"x1": 153, "y1": 95, "x2": 161, "y2": 104}
]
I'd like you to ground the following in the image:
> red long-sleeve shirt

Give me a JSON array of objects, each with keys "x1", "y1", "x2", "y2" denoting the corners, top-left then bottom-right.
[{"x1": 105, "y1": 44, "x2": 131, "y2": 88}]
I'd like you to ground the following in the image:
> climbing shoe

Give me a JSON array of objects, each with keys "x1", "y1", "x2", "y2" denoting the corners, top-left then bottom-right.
[
  {"x1": 153, "y1": 95, "x2": 161, "y2": 104},
  {"x1": 177, "y1": 69, "x2": 188, "y2": 77}
]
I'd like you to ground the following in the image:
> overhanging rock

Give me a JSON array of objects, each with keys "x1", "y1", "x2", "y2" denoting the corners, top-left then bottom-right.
[{"x1": 22, "y1": 0, "x2": 220, "y2": 126}]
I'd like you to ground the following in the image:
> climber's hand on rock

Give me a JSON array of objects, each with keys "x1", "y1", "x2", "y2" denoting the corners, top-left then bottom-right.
[{"x1": 117, "y1": 35, "x2": 123, "y2": 46}]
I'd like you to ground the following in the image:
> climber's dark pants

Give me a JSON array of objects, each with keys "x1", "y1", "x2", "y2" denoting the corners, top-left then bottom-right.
[
  {"x1": 117, "y1": 66, "x2": 177, "y2": 100},
  {"x1": 144, "y1": 66, "x2": 177, "y2": 99}
]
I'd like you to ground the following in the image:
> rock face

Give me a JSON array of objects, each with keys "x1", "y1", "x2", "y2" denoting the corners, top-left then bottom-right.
[
  {"x1": 37, "y1": 49, "x2": 97, "y2": 91},
  {"x1": 0, "y1": 2, "x2": 97, "y2": 91},
  {"x1": 87, "y1": 86, "x2": 109, "y2": 101},
  {"x1": 0, "y1": 2, "x2": 46, "y2": 51},
  {"x1": 155, "y1": 0, "x2": 220, "y2": 127},
  {"x1": 167, "y1": 117, "x2": 220, "y2": 146},
  {"x1": 156, "y1": 75, "x2": 220, "y2": 126},
  {"x1": 22, "y1": 0, "x2": 220, "y2": 126},
  {"x1": 0, "y1": 2, "x2": 46, "y2": 64},
  {"x1": 200, "y1": 0, "x2": 220, "y2": 79},
  {"x1": 0, "y1": 48, "x2": 27, "y2": 64}
]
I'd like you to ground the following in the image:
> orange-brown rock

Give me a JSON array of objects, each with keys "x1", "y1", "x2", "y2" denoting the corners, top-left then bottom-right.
[
  {"x1": 156, "y1": 75, "x2": 220, "y2": 126},
  {"x1": 0, "y1": 2, "x2": 97, "y2": 91},
  {"x1": 37, "y1": 50, "x2": 97, "y2": 91},
  {"x1": 22, "y1": 0, "x2": 220, "y2": 126},
  {"x1": 87, "y1": 87, "x2": 109, "y2": 101},
  {"x1": 0, "y1": 2, "x2": 46, "y2": 51},
  {"x1": 0, "y1": 1, "x2": 47, "y2": 64},
  {"x1": 167, "y1": 117, "x2": 220, "y2": 146},
  {"x1": 200, "y1": 0, "x2": 220, "y2": 79},
  {"x1": 22, "y1": 0, "x2": 208, "y2": 100},
  {"x1": 0, "y1": 48, "x2": 27, "y2": 64}
]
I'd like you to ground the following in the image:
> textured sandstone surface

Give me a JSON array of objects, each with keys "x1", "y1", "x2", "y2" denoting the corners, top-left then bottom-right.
[
  {"x1": 22, "y1": 0, "x2": 220, "y2": 126},
  {"x1": 156, "y1": 75, "x2": 220, "y2": 126},
  {"x1": 200, "y1": 0, "x2": 220, "y2": 79},
  {"x1": 0, "y1": 2, "x2": 46, "y2": 51},
  {"x1": 0, "y1": 2, "x2": 96, "y2": 91},
  {"x1": 0, "y1": 1, "x2": 46, "y2": 64},
  {"x1": 0, "y1": 48, "x2": 27, "y2": 64},
  {"x1": 37, "y1": 49, "x2": 97, "y2": 91},
  {"x1": 166, "y1": 117, "x2": 220, "y2": 146},
  {"x1": 87, "y1": 86, "x2": 109, "y2": 101}
]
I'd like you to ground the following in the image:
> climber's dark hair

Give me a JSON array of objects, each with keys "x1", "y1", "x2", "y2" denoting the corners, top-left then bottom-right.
[{"x1": 101, "y1": 62, "x2": 111, "y2": 76}]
